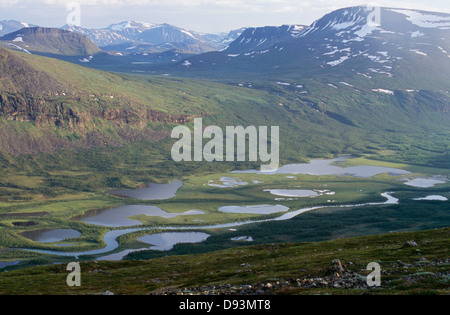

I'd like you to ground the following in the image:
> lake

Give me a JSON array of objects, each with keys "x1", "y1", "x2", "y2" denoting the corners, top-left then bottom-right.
[
  {"x1": 404, "y1": 178, "x2": 447, "y2": 188},
  {"x1": 208, "y1": 177, "x2": 249, "y2": 188},
  {"x1": 233, "y1": 157, "x2": 411, "y2": 178},
  {"x1": 20, "y1": 229, "x2": 81, "y2": 243},
  {"x1": 219, "y1": 204, "x2": 290, "y2": 214},
  {"x1": 76, "y1": 205, "x2": 205, "y2": 227},
  {"x1": 109, "y1": 180, "x2": 183, "y2": 200}
]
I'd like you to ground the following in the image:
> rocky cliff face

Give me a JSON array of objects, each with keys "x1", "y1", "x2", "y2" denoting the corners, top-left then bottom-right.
[
  {"x1": 0, "y1": 92, "x2": 192, "y2": 127},
  {"x1": 0, "y1": 91, "x2": 194, "y2": 155},
  {"x1": 0, "y1": 47, "x2": 193, "y2": 156}
]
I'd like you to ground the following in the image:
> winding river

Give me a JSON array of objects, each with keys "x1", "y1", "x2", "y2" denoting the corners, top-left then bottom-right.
[{"x1": 19, "y1": 192, "x2": 399, "y2": 260}]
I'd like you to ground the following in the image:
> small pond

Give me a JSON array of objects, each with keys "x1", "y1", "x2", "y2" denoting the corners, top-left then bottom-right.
[
  {"x1": 0, "y1": 261, "x2": 19, "y2": 269},
  {"x1": 264, "y1": 189, "x2": 319, "y2": 198},
  {"x1": 413, "y1": 195, "x2": 448, "y2": 201},
  {"x1": 219, "y1": 204, "x2": 290, "y2": 215},
  {"x1": 208, "y1": 177, "x2": 249, "y2": 188},
  {"x1": 404, "y1": 178, "x2": 447, "y2": 188},
  {"x1": 20, "y1": 229, "x2": 81, "y2": 243}
]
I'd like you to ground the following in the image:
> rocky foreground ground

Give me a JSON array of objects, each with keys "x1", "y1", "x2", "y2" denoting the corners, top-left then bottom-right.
[
  {"x1": 154, "y1": 254, "x2": 450, "y2": 295},
  {"x1": 1, "y1": 229, "x2": 449, "y2": 295}
]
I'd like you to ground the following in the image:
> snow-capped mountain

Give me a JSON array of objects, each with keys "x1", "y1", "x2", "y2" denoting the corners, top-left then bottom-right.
[
  {"x1": 108, "y1": 21, "x2": 157, "y2": 32},
  {"x1": 195, "y1": 27, "x2": 248, "y2": 51},
  {"x1": 62, "y1": 21, "x2": 157, "y2": 47},
  {"x1": 174, "y1": 6, "x2": 450, "y2": 89},
  {"x1": 0, "y1": 20, "x2": 36, "y2": 36},
  {"x1": 133, "y1": 23, "x2": 219, "y2": 53},
  {"x1": 225, "y1": 24, "x2": 306, "y2": 54},
  {"x1": 293, "y1": 7, "x2": 450, "y2": 71},
  {"x1": 63, "y1": 21, "x2": 229, "y2": 54},
  {"x1": 1, "y1": 19, "x2": 243, "y2": 55},
  {"x1": 218, "y1": 27, "x2": 248, "y2": 45}
]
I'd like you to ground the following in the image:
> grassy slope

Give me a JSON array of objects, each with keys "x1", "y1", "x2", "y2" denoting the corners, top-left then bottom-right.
[
  {"x1": 1, "y1": 47, "x2": 448, "y2": 172},
  {"x1": 0, "y1": 227, "x2": 448, "y2": 295},
  {"x1": 0, "y1": 50, "x2": 392, "y2": 201}
]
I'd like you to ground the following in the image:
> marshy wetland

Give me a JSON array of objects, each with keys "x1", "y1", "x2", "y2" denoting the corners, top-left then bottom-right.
[{"x1": 1, "y1": 156, "x2": 449, "y2": 268}]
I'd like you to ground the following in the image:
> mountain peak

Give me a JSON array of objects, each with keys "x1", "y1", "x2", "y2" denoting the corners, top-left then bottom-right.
[
  {"x1": 299, "y1": 6, "x2": 450, "y2": 39},
  {"x1": 298, "y1": 6, "x2": 381, "y2": 38},
  {"x1": 225, "y1": 24, "x2": 306, "y2": 54},
  {"x1": 0, "y1": 20, "x2": 35, "y2": 36},
  {"x1": 107, "y1": 21, "x2": 157, "y2": 31}
]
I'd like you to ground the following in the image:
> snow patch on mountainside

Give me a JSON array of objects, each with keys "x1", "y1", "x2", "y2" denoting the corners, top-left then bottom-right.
[
  {"x1": 358, "y1": 72, "x2": 372, "y2": 79},
  {"x1": 182, "y1": 60, "x2": 192, "y2": 67},
  {"x1": 340, "y1": 81, "x2": 354, "y2": 87},
  {"x1": 290, "y1": 25, "x2": 306, "y2": 37},
  {"x1": 410, "y1": 49, "x2": 428, "y2": 56},
  {"x1": 79, "y1": 55, "x2": 94, "y2": 63},
  {"x1": 372, "y1": 88, "x2": 394, "y2": 95},
  {"x1": 109, "y1": 21, "x2": 156, "y2": 31},
  {"x1": 437, "y1": 46, "x2": 450, "y2": 58},
  {"x1": 354, "y1": 23, "x2": 380, "y2": 37},
  {"x1": 180, "y1": 29, "x2": 197, "y2": 40},
  {"x1": 327, "y1": 55, "x2": 350, "y2": 66},
  {"x1": 7, "y1": 43, "x2": 31, "y2": 54},
  {"x1": 411, "y1": 31, "x2": 424, "y2": 38},
  {"x1": 388, "y1": 9, "x2": 450, "y2": 29}
]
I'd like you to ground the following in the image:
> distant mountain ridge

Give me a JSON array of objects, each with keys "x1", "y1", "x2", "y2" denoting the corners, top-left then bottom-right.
[
  {"x1": 0, "y1": 19, "x2": 245, "y2": 55},
  {"x1": 62, "y1": 21, "x2": 242, "y2": 54},
  {"x1": 0, "y1": 20, "x2": 37, "y2": 36},
  {"x1": 0, "y1": 27, "x2": 101, "y2": 56}
]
